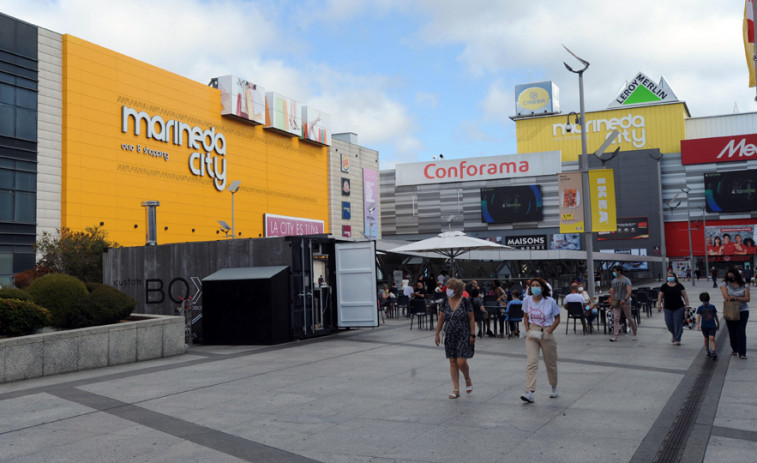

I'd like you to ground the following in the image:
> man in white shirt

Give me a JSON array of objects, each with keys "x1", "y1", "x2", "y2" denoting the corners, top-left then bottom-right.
[
  {"x1": 403, "y1": 282, "x2": 415, "y2": 299},
  {"x1": 564, "y1": 283, "x2": 589, "y2": 331}
]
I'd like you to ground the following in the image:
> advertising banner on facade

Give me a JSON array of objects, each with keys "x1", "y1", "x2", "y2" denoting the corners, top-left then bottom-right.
[
  {"x1": 514, "y1": 81, "x2": 559, "y2": 116},
  {"x1": 558, "y1": 171, "x2": 584, "y2": 233},
  {"x1": 363, "y1": 169, "x2": 379, "y2": 239},
  {"x1": 480, "y1": 185, "x2": 543, "y2": 224},
  {"x1": 681, "y1": 133, "x2": 757, "y2": 165},
  {"x1": 550, "y1": 233, "x2": 581, "y2": 250},
  {"x1": 705, "y1": 225, "x2": 757, "y2": 261},
  {"x1": 264, "y1": 214, "x2": 325, "y2": 237},
  {"x1": 704, "y1": 171, "x2": 757, "y2": 213},
  {"x1": 265, "y1": 92, "x2": 301, "y2": 136},
  {"x1": 505, "y1": 235, "x2": 547, "y2": 250},
  {"x1": 216, "y1": 75, "x2": 266, "y2": 124},
  {"x1": 597, "y1": 217, "x2": 649, "y2": 241},
  {"x1": 395, "y1": 151, "x2": 561, "y2": 186},
  {"x1": 588, "y1": 169, "x2": 617, "y2": 233},
  {"x1": 301, "y1": 106, "x2": 331, "y2": 146},
  {"x1": 599, "y1": 248, "x2": 649, "y2": 271}
]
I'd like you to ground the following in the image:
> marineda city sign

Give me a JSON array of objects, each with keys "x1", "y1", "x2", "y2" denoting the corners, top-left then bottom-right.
[
  {"x1": 394, "y1": 151, "x2": 561, "y2": 186},
  {"x1": 121, "y1": 106, "x2": 228, "y2": 191}
]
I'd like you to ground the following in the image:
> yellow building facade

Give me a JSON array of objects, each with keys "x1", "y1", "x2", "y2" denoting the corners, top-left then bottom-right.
[
  {"x1": 62, "y1": 36, "x2": 329, "y2": 246},
  {"x1": 516, "y1": 102, "x2": 689, "y2": 161}
]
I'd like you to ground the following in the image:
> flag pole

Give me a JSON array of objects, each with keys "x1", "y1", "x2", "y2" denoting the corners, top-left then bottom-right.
[{"x1": 753, "y1": 0, "x2": 757, "y2": 100}]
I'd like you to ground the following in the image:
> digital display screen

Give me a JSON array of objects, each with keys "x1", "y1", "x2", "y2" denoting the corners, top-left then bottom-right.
[
  {"x1": 705, "y1": 171, "x2": 757, "y2": 213},
  {"x1": 480, "y1": 185, "x2": 543, "y2": 224}
]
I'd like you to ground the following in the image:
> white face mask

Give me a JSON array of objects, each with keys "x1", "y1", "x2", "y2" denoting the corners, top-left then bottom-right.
[
  {"x1": 446, "y1": 289, "x2": 456, "y2": 298},
  {"x1": 578, "y1": 287, "x2": 584, "y2": 292}
]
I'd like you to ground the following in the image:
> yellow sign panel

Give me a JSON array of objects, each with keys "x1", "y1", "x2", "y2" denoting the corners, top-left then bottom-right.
[
  {"x1": 588, "y1": 169, "x2": 617, "y2": 233},
  {"x1": 62, "y1": 35, "x2": 329, "y2": 246},
  {"x1": 515, "y1": 103, "x2": 688, "y2": 161},
  {"x1": 517, "y1": 87, "x2": 550, "y2": 112}
]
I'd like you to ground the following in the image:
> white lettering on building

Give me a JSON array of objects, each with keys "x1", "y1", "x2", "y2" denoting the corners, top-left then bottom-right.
[
  {"x1": 121, "y1": 106, "x2": 228, "y2": 190},
  {"x1": 552, "y1": 113, "x2": 646, "y2": 149},
  {"x1": 716, "y1": 138, "x2": 757, "y2": 160}
]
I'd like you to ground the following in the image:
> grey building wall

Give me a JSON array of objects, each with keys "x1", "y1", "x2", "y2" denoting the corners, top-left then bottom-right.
[{"x1": 36, "y1": 27, "x2": 62, "y2": 239}]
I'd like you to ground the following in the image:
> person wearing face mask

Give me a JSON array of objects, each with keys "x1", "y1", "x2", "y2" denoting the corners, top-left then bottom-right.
[
  {"x1": 434, "y1": 278, "x2": 476, "y2": 399},
  {"x1": 520, "y1": 277, "x2": 561, "y2": 403},
  {"x1": 578, "y1": 284, "x2": 597, "y2": 331},
  {"x1": 609, "y1": 265, "x2": 638, "y2": 342},
  {"x1": 720, "y1": 267, "x2": 750, "y2": 359},
  {"x1": 657, "y1": 271, "x2": 690, "y2": 345}
]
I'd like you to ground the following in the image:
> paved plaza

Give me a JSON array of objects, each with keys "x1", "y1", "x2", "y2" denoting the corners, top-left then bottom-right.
[{"x1": 1, "y1": 280, "x2": 755, "y2": 462}]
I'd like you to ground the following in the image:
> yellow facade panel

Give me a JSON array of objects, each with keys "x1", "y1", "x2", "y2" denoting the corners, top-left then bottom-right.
[
  {"x1": 62, "y1": 35, "x2": 329, "y2": 245},
  {"x1": 515, "y1": 103, "x2": 688, "y2": 161}
]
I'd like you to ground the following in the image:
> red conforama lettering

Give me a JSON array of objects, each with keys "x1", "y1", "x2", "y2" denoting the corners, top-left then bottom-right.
[{"x1": 423, "y1": 160, "x2": 529, "y2": 180}]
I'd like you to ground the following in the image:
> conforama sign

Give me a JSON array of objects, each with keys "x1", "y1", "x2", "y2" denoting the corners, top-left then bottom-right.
[
  {"x1": 681, "y1": 134, "x2": 757, "y2": 165},
  {"x1": 395, "y1": 151, "x2": 561, "y2": 186}
]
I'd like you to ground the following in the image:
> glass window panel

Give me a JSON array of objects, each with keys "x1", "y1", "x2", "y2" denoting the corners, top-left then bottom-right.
[
  {"x1": 0, "y1": 82, "x2": 13, "y2": 105},
  {"x1": 0, "y1": 253, "x2": 13, "y2": 275},
  {"x1": 0, "y1": 104, "x2": 14, "y2": 137},
  {"x1": 15, "y1": 107, "x2": 36, "y2": 140},
  {"x1": 15, "y1": 160, "x2": 35, "y2": 172},
  {"x1": 15, "y1": 87, "x2": 36, "y2": 109},
  {"x1": 14, "y1": 192, "x2": 35, "y2": 222},
  {"x1": 15, "y1": 171, "x2": 35, "y2": 191},
  {"x1": 0, "y1": 169, "x2": 13, "y2": 189},
  {"x1": 0, "y1": 191, "x2": 13, "y2": 221}
]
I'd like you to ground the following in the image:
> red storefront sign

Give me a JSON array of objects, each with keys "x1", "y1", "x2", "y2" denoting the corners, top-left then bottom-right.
[{"x1": 681, "y1": 133, "x2": 757, "y2": 165}]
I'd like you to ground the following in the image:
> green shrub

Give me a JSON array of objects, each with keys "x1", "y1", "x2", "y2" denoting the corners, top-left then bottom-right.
[
  {"x1": 0, "y1": 287, "x2": 34, "y2": 301},
  {"x1": 0, "y1": 299, "x2": 51, "y2": 337},
  {"x1": 26, "y1": 273, "x2": 89, "y2": 328},
  {"x1": 72, "y1": 283, "x2": 136, "y2": 328}
]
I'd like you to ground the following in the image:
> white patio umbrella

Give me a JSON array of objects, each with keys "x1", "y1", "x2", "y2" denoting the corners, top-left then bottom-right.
[{"x1": 387, "y1": 230, "x2": 511, "y2": 277}]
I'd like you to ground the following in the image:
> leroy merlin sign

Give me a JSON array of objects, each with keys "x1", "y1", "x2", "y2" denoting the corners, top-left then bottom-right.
[{"x1": 609, "y1": 72, "x2": 678, "y2": 108}]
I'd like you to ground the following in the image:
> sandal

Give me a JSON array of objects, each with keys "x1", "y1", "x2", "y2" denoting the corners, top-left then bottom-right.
[
  {"x1": 465, "y1": 378, "x2": 473, "y2": 394},
  {"x1": 449, "y1": 390, "x2": 460, "y2": 399}
]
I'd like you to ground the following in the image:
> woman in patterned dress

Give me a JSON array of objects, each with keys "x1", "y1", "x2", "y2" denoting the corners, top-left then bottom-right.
[{"x1": 434, "y1": 278, "x2": 476, "y2": 399}]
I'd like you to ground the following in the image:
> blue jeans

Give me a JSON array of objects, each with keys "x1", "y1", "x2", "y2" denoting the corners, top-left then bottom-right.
[
  {"x1": 725, "y1": 310, "x2": 749, "y2": 357},
  {"x1": 664, "y1": 307, "x2": 685, "y2": 343}
]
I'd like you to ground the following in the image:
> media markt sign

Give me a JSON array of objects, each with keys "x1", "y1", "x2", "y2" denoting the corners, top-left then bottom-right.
[{"x1": 608, "y1": 72, "x2": 678, "y2": 108}]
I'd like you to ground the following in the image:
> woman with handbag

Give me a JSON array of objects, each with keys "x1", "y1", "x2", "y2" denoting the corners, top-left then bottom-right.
[
  {"x1": 720, "y1": 267, "x2": 750, "y2": 359},
  {"x1": 434, "y1": 278, "x2": 476, "y2": 399},
  {"x1": 520, "y1": 277, "x2": 561, "y2": 404},
  {"x1": 657, "y1": 271, "x2": 690, "y2": 345}
]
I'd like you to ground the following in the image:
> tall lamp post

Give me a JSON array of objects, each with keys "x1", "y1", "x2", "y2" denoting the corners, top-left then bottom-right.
[
  {"x1": 681, "y1": 186, "x2": 695, "y2": 287},
  {"x1": 563, "y1": 46, "x2": 595, "y2": 300},
  {"x1": 701, "y1": 206, "x2": 709, "y2": 279},
  {"x1": 228, "y1": 180, "x2": 241, "y2": 239}
]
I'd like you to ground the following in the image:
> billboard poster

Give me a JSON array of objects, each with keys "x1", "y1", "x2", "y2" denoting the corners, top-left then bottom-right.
[
  {"x1": 480, "y1": 185, "x2": 543, "y2": 224},
  {"x1": 705, "y1": 225, "x2": 757, "y2": 261},
  {"x1": 265, "y1": 92, "x2": 301, "y2": 136},
  {"x1": 216, "y1": 75, "x2": 266, "y2": 124},
  {"x1": 363, "y1": 169, "x2": 379, "y2": 239},
  {"x1": 558, "y1": 171, "x2": 584, "y2": 233},
  {"x1": 342, "y1": 225, "x2": 352, "y2": 237},
  {"x1": 301, "y1": 106, "x2": 331, "y2": 145},
  {"x1": 264, "y1": 214, "x2": 324, "y2": 237},
  {"x1": 597, "y1": 217, "x2": 649, "y2": 241},
  {"x1": 588, "y1": 169, "x2": 617, "y2": 232},
  {"x1": 704, "y1": 171, "x2": 757, "y2": 213},
  {"x1": 551, "y1": 233, "x2": 581, "y2": 250},
  {"x1": 505, "y1": 235, "x2": 547, "y2": 250},
  {"x1": 341, "y1": 178, "x2": 350, "y2": 196},
  {"x1": 341, "y1": 201, "x2": 351, "y2": 220},
  {"x1": 599, "y1": 248, "x2": 648, "y2": 271}
]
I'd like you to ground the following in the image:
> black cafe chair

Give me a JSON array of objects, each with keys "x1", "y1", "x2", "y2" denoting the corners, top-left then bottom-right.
[
  {"x1": 565, "y1": 301, "x2": 587, "y2": 335},
  {"x1": 409, "y1": 299, "x2": 428, "y2": 330}
]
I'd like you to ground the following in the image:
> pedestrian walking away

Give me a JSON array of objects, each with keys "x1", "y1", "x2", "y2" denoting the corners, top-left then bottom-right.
[
  {"x1": 521, "y1": 277, "x2": 561, "y2": 403},
  {"x1": 609, "y1": 265, "x2": 637, "y2": 342},
  {"x1": 657, "y1": 271, "x2": 690, "y2": 345},
  {"x1": 696, "y1": 292, "x2": 719, "y2": 359},
  {"x1": 720, "y1": 267, "x2": 750, "y2": 359},
  {"x1": 434, "y1": 278, "x2": 476, "y2": 399}
]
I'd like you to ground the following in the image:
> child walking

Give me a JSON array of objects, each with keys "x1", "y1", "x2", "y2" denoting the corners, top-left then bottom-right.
[{"x1": 696, "y1": 292, "x2": 720, "y2": 359}]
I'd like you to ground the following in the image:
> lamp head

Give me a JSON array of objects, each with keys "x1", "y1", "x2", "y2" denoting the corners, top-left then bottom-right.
[{"x1": 228, "y1": 180, "x2": 241, "y2": 193}]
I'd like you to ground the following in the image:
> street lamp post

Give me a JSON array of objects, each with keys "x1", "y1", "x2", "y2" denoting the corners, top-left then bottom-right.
[
  {"x1": 701, "y1": 206, "x2": 709, "y2": 279},
  {"x1": 681, "y1": 186, "x2": 694, "y2": 287},
  {"x1": 563, "y1": 46, "x2": 595, "y2": 300},
  {"x1": 228, "y1": 180, "x2": 241, "y2": 239}
]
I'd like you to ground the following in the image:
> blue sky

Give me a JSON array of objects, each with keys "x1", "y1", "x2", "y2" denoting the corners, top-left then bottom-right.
[{"x1": 2, "y1": 0, "x2": 754, "y2": 168}]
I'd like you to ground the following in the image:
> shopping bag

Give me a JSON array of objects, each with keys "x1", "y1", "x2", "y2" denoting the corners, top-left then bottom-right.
[{"x1": 723, "y1": 301, "x2": 741, "y2": 321}]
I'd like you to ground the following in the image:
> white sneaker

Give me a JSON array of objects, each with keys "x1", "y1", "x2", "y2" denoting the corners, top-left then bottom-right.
[
  {"x1": 520, "y1": 390, "x2": 535, "y2": 403},
  {"x1": 550, "y1": 386, "x2": 559, "y2": 398}
]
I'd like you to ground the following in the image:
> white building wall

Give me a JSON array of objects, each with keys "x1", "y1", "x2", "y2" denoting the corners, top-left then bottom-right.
[
  {"x1": 685, "y1": 112, "x2": 757, "y2": 139},
  {"x1": 36, "y1": 27, "x2": 62, "y2": 238}
]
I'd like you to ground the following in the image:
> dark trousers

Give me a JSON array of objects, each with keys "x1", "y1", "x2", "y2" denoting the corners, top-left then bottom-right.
[{"x1": 725, "y1": 310, "x2": 749, "y2": 357}]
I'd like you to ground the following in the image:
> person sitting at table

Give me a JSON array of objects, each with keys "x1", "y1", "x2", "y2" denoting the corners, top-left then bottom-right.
[
  {"x1": 378, "y1": 283, "x2": 391, "y2": 317},
  {"x1": 578, "y1": 284, "x2": 597, "y2": 329},
  {"x1": 506, "y1": 290, "x2": 523, "y2": 337},
  {"x1": 412, "y1": 281, "x2": 426, "y2": 300},
  {"x1": 564, "y1": 283, "x2": 589, "y2": 332}
]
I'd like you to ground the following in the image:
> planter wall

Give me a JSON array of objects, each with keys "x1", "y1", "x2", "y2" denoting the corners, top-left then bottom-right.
[{"x1": 0, "y1": 315, "x2": 185, "y2": 383}]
